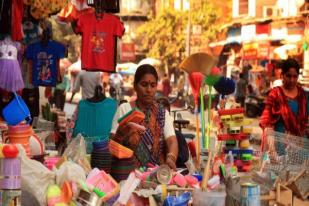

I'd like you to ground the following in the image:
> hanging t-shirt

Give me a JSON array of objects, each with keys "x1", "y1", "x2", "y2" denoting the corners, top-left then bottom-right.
[
  {"x1": 26, "y1": 40, "x2": 65, "y2": 87},
  {"x1": 76, "y1": 11, "x2": 124, "y2": 72}
]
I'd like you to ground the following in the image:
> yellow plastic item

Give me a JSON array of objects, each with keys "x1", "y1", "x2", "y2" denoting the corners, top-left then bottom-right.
[
  {"x1": 109, "y1": 140, "x2": 133, "y2": 159},
  {"x1": 240, "y1": 140, "x2": 250, "y2": 148}
]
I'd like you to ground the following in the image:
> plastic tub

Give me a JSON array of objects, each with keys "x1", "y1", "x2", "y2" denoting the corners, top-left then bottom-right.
[
  {"x1": 44, "y1": 156, "x2": 61, "y2": 170},
  {"x1": 192, "y1": 190, "x2": 226, "y2": 206},
  {"x1": 86, "y1": 170, "x2": 120, "y2": 203},
  {"x1": 2, "y1": 93, "x2": 31, "y2": 126}
]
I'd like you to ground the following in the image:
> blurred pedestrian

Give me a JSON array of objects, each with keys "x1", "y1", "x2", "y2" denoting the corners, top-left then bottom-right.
[
  {"x1": 109, "y1": 73, "x2": 123, "y2": 100},
  {"x1": 260, "y1": 58, "x2": 308, "y2": 137},
  {"x1": 235, "y1": 72, "x2": 246, "y2": 107},
  {"x1": 52, "y1": 59, "x2": 71, "y2": 110},
  {"x1": 70, "y1": 70, "x2": 102, "y2": 102},
  {"x1": 162, "y1": 73, "x2": 172, "y2": 97}
]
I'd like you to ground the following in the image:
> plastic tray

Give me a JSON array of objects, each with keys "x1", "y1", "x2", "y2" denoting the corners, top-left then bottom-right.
[{"x1": 109, "y1": 139, "x2": 133, "y2": 159}]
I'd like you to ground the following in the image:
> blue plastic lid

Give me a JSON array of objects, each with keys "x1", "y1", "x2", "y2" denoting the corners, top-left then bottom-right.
[{"x1": 192, "y1": 174, "x2": 203, "y2": 182}]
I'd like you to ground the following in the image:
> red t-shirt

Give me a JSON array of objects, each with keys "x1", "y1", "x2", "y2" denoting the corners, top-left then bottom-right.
[{"x1": 76, "y1": 12, "x2": 124, "y2": 72}]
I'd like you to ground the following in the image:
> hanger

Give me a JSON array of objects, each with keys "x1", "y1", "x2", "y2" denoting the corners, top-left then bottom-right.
[
  {"x1": 87, "y1": 85, "x2": 106, "y2": 103},
  {"x1": 94, "y1": 0, "x2": 104, "y2": 19},
  {"x1": 40, "y1": 20, "x2": 52, "y2": 47}
]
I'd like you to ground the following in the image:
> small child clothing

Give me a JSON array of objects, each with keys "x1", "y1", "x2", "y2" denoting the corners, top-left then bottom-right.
[
  {"x1": 76, "y1": 11, "x2": 125, "y2": 72},
  {"x1": 0, "y1": 37, "x2": 24, "y2": 92},
  {"x1": 26, "y1": 40, "x2": 66, "y2": 87}
]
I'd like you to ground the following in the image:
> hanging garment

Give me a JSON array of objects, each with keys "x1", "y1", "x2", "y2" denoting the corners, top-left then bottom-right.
[
  {"x1": 11, "y1": 0, "x2": 24, "y2": 41},
  {"x1": 25, "y1": 40, "x2": 65, "y2": 87},
  {"x1": 72, "y1": 98, "x2": 117, "y2": 138},
  {"x1": 0, "y1": 37, "x2": 24, "y2": 92},
  {"x1": 76, "y1": 11, "x2": 124, "y2": 72},
  {"x1": 0, "y1": 0, "x2": 12, "y2": 37},
  {"x1": 22, "y1": 20, "x2": 40, "y2": 45}
]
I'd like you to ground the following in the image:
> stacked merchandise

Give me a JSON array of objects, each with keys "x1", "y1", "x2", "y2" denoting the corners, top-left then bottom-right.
[
  {"x1": 90, "y1": 140, "x2": 111, "y2": 173},
  {"x1": 217, "y1": 108, "x2": 253, "y2": 172}
]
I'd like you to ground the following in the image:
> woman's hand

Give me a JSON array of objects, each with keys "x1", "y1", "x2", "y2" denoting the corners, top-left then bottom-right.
[{"x1": 166, "y1": 156, "x2": 177, "y2": 170}]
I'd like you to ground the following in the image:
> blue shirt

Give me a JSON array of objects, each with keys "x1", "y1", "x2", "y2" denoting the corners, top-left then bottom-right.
[{"x1": 26, "y1": 40, "x2": 65, "y2": 87}]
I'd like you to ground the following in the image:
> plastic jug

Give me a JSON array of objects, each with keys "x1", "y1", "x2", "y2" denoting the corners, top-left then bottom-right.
[{"x1": 2, "y1": 93, "x2": 31, "y2": 126}]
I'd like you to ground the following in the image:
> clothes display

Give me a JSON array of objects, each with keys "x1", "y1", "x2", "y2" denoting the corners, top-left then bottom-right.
[
  {"x1": 0, "y1": 37, "x2": 24, "y2": 92},
  {"x1": 70, "y1": 98, "x2": 117, "y2": 139},
  {"x1": 0, "y1": 0, "x2": 23, "y2": 41},
  {"x1": 76, "y1": 11, "x2": 124, "y2": 72},
  {"x1": 22, "y1": 20, "x2": 40, "y2": 45},
  {"x1": 25, "y1": 40, "x2": 66, "y2": 87},
  {"x1": 0, "y1": 0, "x2": 12, "y2": 37}
]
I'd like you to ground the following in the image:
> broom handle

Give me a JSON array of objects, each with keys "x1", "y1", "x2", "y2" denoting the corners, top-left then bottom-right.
[
  {"x1": 201, "y1": 150, "x2": 212, "y2": 190},
  {"x1": 195, "y1": 105, "x2": 200, "y2": 166}
]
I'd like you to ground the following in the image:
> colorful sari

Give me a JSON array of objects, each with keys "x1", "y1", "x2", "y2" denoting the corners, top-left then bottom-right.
[
  {"x1": 112, "y1": 102, "x2": 166, "y2": 167},
  {"x1": 260, "y1": 86, "x2": 308, "y2": 136}
]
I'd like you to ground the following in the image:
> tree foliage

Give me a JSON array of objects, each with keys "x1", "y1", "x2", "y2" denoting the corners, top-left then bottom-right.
[{"x1": 137, "y1": 2, "x2": 221, "y2": 70}]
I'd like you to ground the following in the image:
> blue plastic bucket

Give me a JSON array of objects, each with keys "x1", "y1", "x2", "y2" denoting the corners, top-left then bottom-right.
[{"x1": 2, "y1": 93, "x2": 31, "y2": 126}]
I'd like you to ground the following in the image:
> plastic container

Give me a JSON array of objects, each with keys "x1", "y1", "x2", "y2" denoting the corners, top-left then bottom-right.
[
  {"x1": 109, "y1": 140, "x2": 133, "y2": 159},
  {"x1": 44, "y1": 156, "x2": 61, "y2": 170},
  {"x1": 192, "y1": 190, "x2": 226, "y2": 206},
  {"x1": 84, "y1": 136, "x2": 107, "y2": 154},
  {"x1": 86, "y1": 170, "x2": 120, "y2": 203},
  {"x1": 2, "y1": 93, "x2": 31, "y2": 126}
]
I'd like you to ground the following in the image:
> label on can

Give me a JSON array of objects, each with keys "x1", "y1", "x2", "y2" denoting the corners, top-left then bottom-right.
[
  {"x1": 240, "y1": 183, "x2": 260, "y2": 206},
  {"x1": 1, "y1": 190, "x2": 21, "y2": 206}
]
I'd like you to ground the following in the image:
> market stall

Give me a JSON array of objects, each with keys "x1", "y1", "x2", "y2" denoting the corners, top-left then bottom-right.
[{"x1": 0, "y1": 0, "x2": 309, "y2": 206}]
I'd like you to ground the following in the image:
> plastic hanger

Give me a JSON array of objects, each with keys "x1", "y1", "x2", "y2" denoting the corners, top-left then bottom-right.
[
  {"x1": 94, "y1": 0, "x2": 104, "y2": 20},
  {"x1": 87, "y1": 85, "x2": 106, "y2": 103}
]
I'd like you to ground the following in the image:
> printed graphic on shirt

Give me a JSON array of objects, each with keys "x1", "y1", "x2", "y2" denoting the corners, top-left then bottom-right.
[
  {"x1": 91, "y1": 32, "x2": 107, "y2": 53},
  {"x1": 36, "y1": 52, "x2": 54, "y2": 84}
]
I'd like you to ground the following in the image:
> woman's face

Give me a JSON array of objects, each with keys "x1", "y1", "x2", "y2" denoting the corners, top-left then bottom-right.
[
  {"x1": 282, "y1": 68, "x2": 298, "y2": 90},
  {"x1": 135, "y1": 74, "x2": 157, "y2": 105}
]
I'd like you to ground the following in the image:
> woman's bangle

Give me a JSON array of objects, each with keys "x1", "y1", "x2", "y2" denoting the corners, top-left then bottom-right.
[{"x1": 167, "y1": 152, "x2": 177, "y2": 162}]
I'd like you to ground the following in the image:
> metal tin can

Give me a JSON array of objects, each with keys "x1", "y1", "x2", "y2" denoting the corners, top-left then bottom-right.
[
  {"x1": 156, "y1": 164, "x2": 172, "y2": 184},
  {"x1": 240, "y1": 183, "x2": 260, "y2": 206},
  {"x1": 75, "y1": 189, "x2": 99, "y2": 206},
  {"x1": 0, "y1": 158, "x2": 21, "y2": 190},
  {"x1": 1, "y1": 190, "x2": 21, "y2": 206}
]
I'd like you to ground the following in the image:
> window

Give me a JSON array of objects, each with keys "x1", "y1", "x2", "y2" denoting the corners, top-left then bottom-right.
[{"x1": 239, "y1": 0, "x2": 249, "y2": 15}]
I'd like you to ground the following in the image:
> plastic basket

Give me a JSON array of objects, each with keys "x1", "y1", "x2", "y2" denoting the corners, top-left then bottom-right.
[
  {"x1": 109, "y1": 139, "x2": 133, "y2": 159},
  {"x1": 84, "y1": 136, "x2": 108, "y2": 154},
  {"x1": 86, "y1": 170, "x2": 120, "y2": 204}
]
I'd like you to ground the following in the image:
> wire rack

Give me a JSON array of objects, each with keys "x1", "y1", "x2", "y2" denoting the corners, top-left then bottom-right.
[{"x1": 263, "y1": 130, "x2": 309, "y2": 177}]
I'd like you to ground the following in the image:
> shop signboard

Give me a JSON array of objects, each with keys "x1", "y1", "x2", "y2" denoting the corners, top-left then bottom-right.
[
  {"x1": 120, "y1": 42, "x2": 136, "y2": 62},
  {"x1": 258, "y1": 42, "x2": 270, "y2": 59},
  {"x1": 271, "y1": 23, "x2": 287, "y2": 40},
  {"x1": 287, "y1": 21, "x2": 305, "y2": 35},
  {"x1": 243, "y1": 42, "x2": 258, "y2": 60},
  {"x1": 241, "y1": 24, "x2": 256, "y2": 42}
]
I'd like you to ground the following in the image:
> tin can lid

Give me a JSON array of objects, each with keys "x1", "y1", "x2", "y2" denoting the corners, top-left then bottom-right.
[{"x1": 241, "y1": 182, "x2": 258, "y2": 187}]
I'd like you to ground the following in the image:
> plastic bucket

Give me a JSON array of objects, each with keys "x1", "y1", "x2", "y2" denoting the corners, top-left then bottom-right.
[{"x1": 2, "y1": 93, "x2": 31, "y2": 126}]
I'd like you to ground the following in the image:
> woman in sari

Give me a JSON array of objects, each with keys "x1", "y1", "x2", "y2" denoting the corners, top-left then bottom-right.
[
  {"x1": 260, "y1": 58, "x2": 308, "y2": 138},
  {"x1": 110, "y1": 64, "x2": 178, "y2": 175}
]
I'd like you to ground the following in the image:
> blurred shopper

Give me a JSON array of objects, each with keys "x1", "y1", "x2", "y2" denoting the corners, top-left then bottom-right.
[
  {"x1": 52, "y1": 59, "x2": 71, "y2": 110},
  {"x1": 260, "y1": 58, "x2": 308, "y2": 137},
  {"x1": 235, "y1": 73, "x2": 246, "y2": 107},
  {"x1": 70, "y1": 70, "x2": 102, "y2": 102},
  {"x1": 162, "y1": 73, "x2": 172, "y2": 97},
  {"x1": 68, "y1": 56, "x2": 81, "y2": 92},
  {"x1": 109, "y1": 73, "x2": 123, "y2": 100}
]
